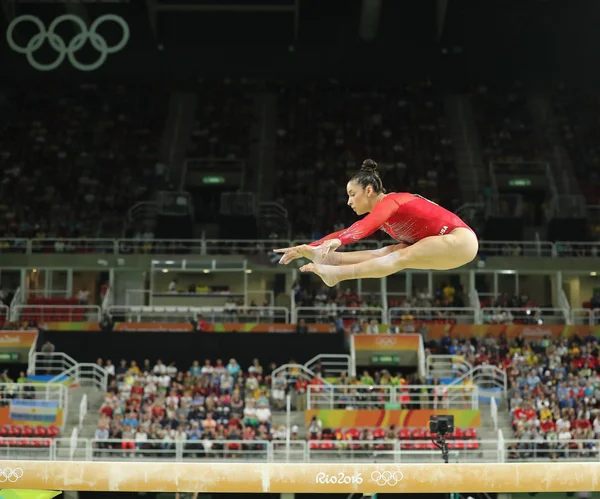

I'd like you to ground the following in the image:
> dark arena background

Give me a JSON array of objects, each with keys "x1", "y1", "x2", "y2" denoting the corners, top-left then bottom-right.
[{"x1": 0, "y1": 0, "x2": 600, "y2": 497}]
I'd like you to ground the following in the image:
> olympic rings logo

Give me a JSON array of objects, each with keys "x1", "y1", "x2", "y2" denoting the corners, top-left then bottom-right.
[
  {"x1": 0, "y1": 467, "x2": 24, "y2": 483},
  {"x1": 375, "y1": 337, "x2": 397, "y2": 347},
  {"x1": 6, "y1": 14, "x2": 129, "y2": 71},
  {"x1": 370, "y1": 471, "x2": 403, "y2": 486}
]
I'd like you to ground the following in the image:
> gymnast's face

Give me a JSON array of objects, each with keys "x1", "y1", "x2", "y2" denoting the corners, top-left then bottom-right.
[{"x1": 346, "y1": 180, "x2": 373, "y2": 215}]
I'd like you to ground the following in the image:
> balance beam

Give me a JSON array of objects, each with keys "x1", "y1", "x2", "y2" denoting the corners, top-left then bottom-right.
[{"x1": 0, "y1": 461, "x2": 598, "y2": 493}]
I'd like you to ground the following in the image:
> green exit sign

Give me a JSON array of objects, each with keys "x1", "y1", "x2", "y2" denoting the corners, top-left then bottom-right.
[
  {"x1": 509, "y1": 178, "x2": 532, "y2": 187},
  {"x1": 202, "y1": 176, "x2": 226, "y2": 184},
  {"x1": 0, "y1": 352, "x2": 19, "y2": 361},
  {"x1": 371, "y1": 354, "x2": 401, "y2": 365}
]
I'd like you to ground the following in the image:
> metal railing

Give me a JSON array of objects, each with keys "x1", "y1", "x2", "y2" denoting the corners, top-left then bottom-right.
[
  {"x1": 388, "y1": 307, "x2": 476, "y2": 324},
  {"x1": 2, "y1": 437, "x2": 596, "y2": 462},
  {"x1": 426, "y1": 355, "x2": 473, "y2": 379},
  {"x1": 108, "y1": 305, "x2": 290, "y2": 324},
  {"x1": 31, "y1": 352, "x2": 108, "y2": 392},
  {"x1": 490, "y1": 396, "x2": 498, "y2": 432},
  {"x1": 0, "y1": 382, "x2": 68, "y2": 416},
  {"x1": 13, "y1": 305, "x2": 102, "y2": 322},
  {"x1": 12, "y1": 303, "x2": 584, "y2": 326},
  {"x1": 449, "y1": 365, "x2": 507, "y2": 393},
  {"x1": 304, "y1": 354, "x2": 352, "y2": 379},
  {"x1": 571, "y1": 308, "x2": 600, "y2": 325},
  {"x1": 307, "y1": 384, "x2": 479, "y2": 410},
  {"x1": 294, "y1": 306, "x2": 385, "y2": 325},
  {"x1": 79, "y1": 394, "x2": 88, "y2": 429},
  {"x1": 1, "y1": 237, "x2": 599, "y2": 257},
  {"x1": 481, "y1": 307, "x2": 569, "y2": 325}
]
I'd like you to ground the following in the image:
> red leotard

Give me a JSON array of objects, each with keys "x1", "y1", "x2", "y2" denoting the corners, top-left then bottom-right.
[{"x1": 311, "y1": 192, "x2": 474, "y2": 246}]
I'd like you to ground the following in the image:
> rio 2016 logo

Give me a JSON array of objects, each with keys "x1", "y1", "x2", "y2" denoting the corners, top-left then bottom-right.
[{"x1": 315, "y1": 472, "x2": 363, "y2": 484}]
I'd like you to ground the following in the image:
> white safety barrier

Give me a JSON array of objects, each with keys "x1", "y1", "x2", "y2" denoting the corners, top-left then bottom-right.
[{"x1": 0, "y1": 438, "x2": 596, "y2": 462}]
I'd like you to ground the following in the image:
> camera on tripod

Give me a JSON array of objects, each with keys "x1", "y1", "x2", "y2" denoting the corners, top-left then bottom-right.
[{"x1": 429, "y1": 415, "x2": 454, "y2": 436}]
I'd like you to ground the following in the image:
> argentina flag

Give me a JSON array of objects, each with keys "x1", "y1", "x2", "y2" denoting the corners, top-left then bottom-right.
[{"x1": 9, "y1": 399, "x2": 59, "y2": 423}]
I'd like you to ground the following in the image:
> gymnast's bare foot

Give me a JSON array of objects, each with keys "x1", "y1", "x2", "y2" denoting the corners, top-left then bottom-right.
[{"x1": 299, "y1": 263, "x2": 340, "y2": 287}]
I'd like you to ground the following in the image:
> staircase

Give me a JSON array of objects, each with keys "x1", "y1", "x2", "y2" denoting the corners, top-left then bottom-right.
[
  {"x1": 56, "y1": 386, "x2": 106, "y2": 460},
  {"x1": 30, "y1": 352, "x2": 108, "y2": 460}
]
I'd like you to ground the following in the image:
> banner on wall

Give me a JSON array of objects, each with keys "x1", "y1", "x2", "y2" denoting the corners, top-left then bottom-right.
[
  {"x1": 9, "y1": 400, "x2": 60, "y2": 423},
  {"x1": 420, "y1": 323, "x2": 600, "y2": 339},
  {"x1": 359, "y1": 323, "x2": 600, "y2": 339},
  {"x1": 351, "y1": 334, "x2": 420, "y2": 366},
  {"x1": 306, "y1": 409, "x2": 481, "y2": 428},
  {"x1": 40, "y1": 322, "x2": 334, "y2": 333},
  {"x1": 0, "y1": 406, "x2": 63, "y2": 426},
  {"x1": 0, "y1": 331, "x2": 37, "y2": 363}
]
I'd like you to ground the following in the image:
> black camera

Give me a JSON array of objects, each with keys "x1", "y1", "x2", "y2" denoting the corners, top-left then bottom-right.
[{"x1": 429, "y1": 415, "x2": 454, "y2": 436}]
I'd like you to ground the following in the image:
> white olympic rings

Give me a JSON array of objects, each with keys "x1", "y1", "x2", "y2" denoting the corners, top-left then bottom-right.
[
  {"x1": 6, "y1": 14, "x2": 129, "y2": 71},
  {"x1": 375, "y1": 337, "x2": 397, "y2": 347},
  {"x1": 370, "y1": 470, "x2": 403, "y2": 486},
  {"x1": 0, "y1": 467, "x2": 24, "y2": 483}
]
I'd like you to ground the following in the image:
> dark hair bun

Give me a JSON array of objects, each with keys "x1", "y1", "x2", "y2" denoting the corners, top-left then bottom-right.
[{"x1": 361, "y1": 159, "x2": 378, "y2": 173}]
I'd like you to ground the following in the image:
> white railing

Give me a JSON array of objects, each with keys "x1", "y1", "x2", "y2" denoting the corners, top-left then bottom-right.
[
  {"x1": 79, "y1": 394, "x2": 88, "y2": 429},
  {"x1": 0, "y1": 383, "x2": 68, "y2": 425},
  {"x1": 294, "y1": 306, "x2": 385, "y2": 325},
  {"x1": 1, "y1": 237, "x2": 600, "y2": 257},
  {"x1": 12, "y1": 302, "x2": 581, "y2": 327},
  {"x1": 554, "y1": 241, "x2": 600, "y2": 257},
  {"x1": 478, "y1": 240, "x2": 555, "y2": 257},
  {"x1": 449, "y1": 365, "x2": 507, "y2": 393},
  {"x1": 3, "y1": 438, "x2": 597, "y2": 462},
  {"x1": 108, "y1": 305, "x2": 290, "y2": 324},
  {"x1": 426, "y1": 355, "x2": 473, "y2": 379},
  {"x1": 101, "y1": 286, "x2": 112, "y2": 313},
  {"x1": 481, "y1": 307, "x2": 569, "y2": 325},
  {"x1": 271, "y1": 363, "x2": 330, "y2": 390},
  {"x1": 571, "y1": 308, "x2": 600, "y2": 325},
  {"x1": 504, "y1": 439, "x2": 600, "y2": 461},
  {"x1": 307, "y1": 384, "x2": 479, "y2": 410},
  {"x1": 31, "y1": 352, "x2": 108, "y2": 392},
  {"x1": 490, "y1": 396, "x2": 498, "y2": 432},
  {"x1": 70, "y1": 427, "x2": 78, "y2": 460},
  {"x1": 9, "y1": 286, "x2": 23, "y2": 322},
  {"x1": 304, "y1": 354, "x2": 352, "y2": 379},
  {"x1": 388, "y1": 307, "x2": 477, "y2": 324},
  {"x1": 13, "y1": 305, "x2": 102, "y2": 322}
]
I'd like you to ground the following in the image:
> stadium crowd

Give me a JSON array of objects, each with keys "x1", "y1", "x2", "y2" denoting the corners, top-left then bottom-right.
[
  {"x1": 93, "y1": 357, "x2": 287, "y2": 456},
  {"x1": 0, "y1": 83, "x2": 169, "y2": 239},
  {"x1": 435, "y1": 330, "x2": 600, "y2": 459},
  {"x1": 274, "y1": 79, "x2": 458, "y2": 239}
]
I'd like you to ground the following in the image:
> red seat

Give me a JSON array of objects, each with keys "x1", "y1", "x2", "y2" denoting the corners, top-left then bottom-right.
[
  {"x1": 9, "y1": 425, "x2": 22, "y2": 436},
  {"x1": 22, "y1": 425, "x2": 34, "y2": 436},
  {"x1": 373, "y1": 428, "x2": 385, "y2": 439},
  {"x1": 412, "y1": 428, "x2": 425, "y2": 439},
  {"x1": 48, "y1": 425, "x2": 60, "y2": 437},
  {"x1": 452, "y1": 428, "x2": 464, "y2": 439},
  {"x1": 398, "y1": 428, "x2": 411, "y2": 439},
  {"x1": 464, "y1": 428, "x2": 478, "y2": 440},
  {"x1": 34, "y1": 426, "x2": 48, "y2": 436}
]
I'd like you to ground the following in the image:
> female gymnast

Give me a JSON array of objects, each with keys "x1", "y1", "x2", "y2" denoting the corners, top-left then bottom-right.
[{"x1": 274, "y1": 159, "x2": 479, "y2": 287}]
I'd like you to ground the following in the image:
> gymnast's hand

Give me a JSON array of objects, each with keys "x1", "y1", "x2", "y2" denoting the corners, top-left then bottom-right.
[{"x1": 273, "y1": 239, "x2": 341, "y2": 265}]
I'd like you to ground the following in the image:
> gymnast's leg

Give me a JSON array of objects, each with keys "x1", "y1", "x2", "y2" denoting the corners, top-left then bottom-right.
[
  {"x1": 322, "y1": 243, "x2": 408, "y2": 265},
  {"x1": 301, "y1": 228, "x2": 478, "y2": 287}
]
